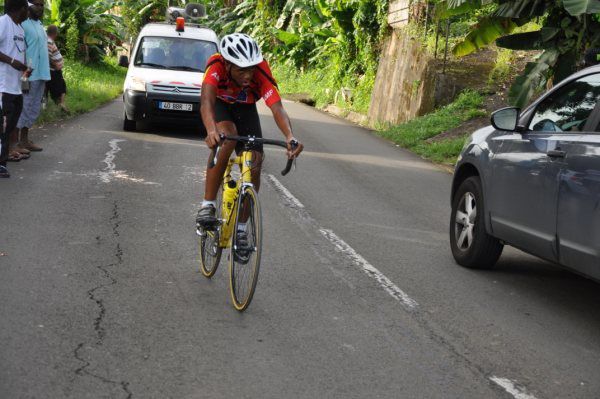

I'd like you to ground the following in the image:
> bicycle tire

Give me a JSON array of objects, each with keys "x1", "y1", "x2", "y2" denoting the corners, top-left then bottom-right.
[
  {"x1": 229, "y1": 186, "x2": 262, "y2": 311},
  {"x1": 200, "y1": 188, "x2": 223, "y2": 278}
]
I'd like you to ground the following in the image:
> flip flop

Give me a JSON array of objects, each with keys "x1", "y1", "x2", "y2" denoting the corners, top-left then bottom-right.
[{"x1": 8, "y1": 152, "x2": 22, "y2": 162}]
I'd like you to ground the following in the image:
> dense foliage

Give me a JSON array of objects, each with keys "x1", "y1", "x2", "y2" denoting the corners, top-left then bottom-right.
[
  {"x1": 440, "y1": 0, "x2": 600, "y2": 107},
  {"x1": 45, "y1": 0, "x2": 124, "y2": 62}
]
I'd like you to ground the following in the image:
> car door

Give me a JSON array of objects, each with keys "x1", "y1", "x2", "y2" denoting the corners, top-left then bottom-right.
[
  {"x1": 488, "y1": 73, "x2": 600, "y2": 262},
  {"x1": 556, "y1": 92, "x2": 600, "y2": 279}
]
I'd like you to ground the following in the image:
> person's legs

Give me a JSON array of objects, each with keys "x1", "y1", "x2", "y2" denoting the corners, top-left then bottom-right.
[
  {"x1": 18, "y1": 80, "x2": 45, "y2": 151},
  {"x1": 1, "y1": 93, "x2": 24, "y2": 171},
  {"x1": 232, "y1": 102, "x2": 264, "y2": 191},
  {"x1": 197, "y1": 100, "x2": 238, "y2": 228}
]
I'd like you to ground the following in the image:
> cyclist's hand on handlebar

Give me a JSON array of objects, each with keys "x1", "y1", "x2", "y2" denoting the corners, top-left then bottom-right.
[
  {"x1": 206, "y1": 130, "x2": 221, "y2": 149},
  {"x1": 287, "y1": 138, "x2": 303, "y2": 159}
]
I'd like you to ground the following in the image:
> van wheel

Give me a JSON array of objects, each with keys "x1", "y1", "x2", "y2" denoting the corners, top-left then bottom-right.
[
  {"x1": 123, "y1": 112, "x2": 136, "y2": 132},
  {"x1": 450, "y1": 176, "x2": 503, "y2": 269}
]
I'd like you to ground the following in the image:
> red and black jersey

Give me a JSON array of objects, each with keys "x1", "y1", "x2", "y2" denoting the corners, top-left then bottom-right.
[{"x1": 202, "y1": 54, "x2": 282, "y2": 107}]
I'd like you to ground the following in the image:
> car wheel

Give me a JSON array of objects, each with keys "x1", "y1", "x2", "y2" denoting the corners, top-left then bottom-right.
[
  {"x1": 123, "y1": 111, "x2": 136, "y2": 132},
  {"x1": 450, "y1": 176, "x2": 503, "y2": 269}
]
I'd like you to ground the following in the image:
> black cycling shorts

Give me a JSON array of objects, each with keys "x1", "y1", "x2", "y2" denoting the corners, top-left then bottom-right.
[{"x1": 213, "y1": 99, "x2": 263, "y2": 153}]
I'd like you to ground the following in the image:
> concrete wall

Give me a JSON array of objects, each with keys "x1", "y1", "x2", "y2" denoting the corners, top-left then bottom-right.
[{"x1": 368, "y1": 29, "x2": 437, "y2": 126}]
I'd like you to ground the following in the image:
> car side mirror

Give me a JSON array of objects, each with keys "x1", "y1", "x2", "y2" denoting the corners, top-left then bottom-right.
[
  {"x1": 118, "y1": 55, "x2": 129, "y2": 68},
  {"x1": 491, "y1": 107, "x2": 520, "y2": 131}
]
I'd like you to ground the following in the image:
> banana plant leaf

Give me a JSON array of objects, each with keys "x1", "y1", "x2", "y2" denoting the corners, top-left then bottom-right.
[
  {"x1": 493, "y1": 0, "x2": 548, "y2": 19},
  {"x1": 275, "y1": 29, "x2": 301, "y2": 45},
  {"x1": 453, "y1": 17, "x2": 517, "y2": 57},
  {"x1": 509, "y1": 49, "x2": 558, "y2": 107},
  {"x1": 436, "y1": 0, "x2": 482, "y2": 19},
  {"x1": 563, "y1": 0, "x2": 600, "y2": 15},
  {"x1": 496, "y1": 27, "x2": 560, "y2": 50}
]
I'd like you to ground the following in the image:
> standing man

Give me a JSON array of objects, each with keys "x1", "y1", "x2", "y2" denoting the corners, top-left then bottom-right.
[
  {"x1": 0, "y1": 0, "x2": 31, "y2": 177},
  {"x1": 14, "y1": 0, "x2": 50, "y2": 154}
]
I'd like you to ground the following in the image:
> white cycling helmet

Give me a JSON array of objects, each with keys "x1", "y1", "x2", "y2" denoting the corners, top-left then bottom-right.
[{"x1": 220, "y1": 33, "x2": 263, "y2": 68}]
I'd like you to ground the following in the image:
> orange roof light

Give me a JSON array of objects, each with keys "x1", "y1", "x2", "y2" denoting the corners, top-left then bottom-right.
[{"x1": 176, "y1": 17, "x2": 185, "y2": 32}]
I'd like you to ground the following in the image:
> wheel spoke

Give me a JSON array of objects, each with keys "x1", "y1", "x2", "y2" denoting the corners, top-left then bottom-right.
[
  {"x1": 465, "y1": 193, "x2": 473, "y2": 214},
  {"x1": 469, "y1": 206, "x2": 477, "y2": 223},
  {"x1": 466, "y1": 226, "x2": 474, "y2": 247}
]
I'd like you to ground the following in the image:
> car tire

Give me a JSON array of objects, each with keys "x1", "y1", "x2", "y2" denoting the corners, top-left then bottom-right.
[
  {"x1": 123, "y1": 112, "x2": 136, "y2": 132},
  {"x1": 450, "y1": 176, "x2": 503, "y2": 269}
]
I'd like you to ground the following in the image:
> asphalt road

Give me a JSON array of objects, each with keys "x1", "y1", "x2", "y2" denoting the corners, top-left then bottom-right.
[{"x1": 1, "y1": 99, "x2": 599, "y2": 399}]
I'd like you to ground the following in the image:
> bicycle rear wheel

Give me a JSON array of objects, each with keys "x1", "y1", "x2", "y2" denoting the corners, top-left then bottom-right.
[
  {"x1": 199, "y1": 189, "x2": 223, "y2": 278},
  {"x1": 229, "y1": 186, "x2": 262, "y2": 311}
]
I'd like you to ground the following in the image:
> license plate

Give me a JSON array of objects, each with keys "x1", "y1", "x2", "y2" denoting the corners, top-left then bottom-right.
[{"x1": 158, "y1": 102, "x2": 193, "y2": 111}]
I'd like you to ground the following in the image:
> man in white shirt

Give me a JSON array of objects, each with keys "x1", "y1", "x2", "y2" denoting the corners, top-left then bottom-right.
[{"x1": 0, "y1": 0, "x2": 31, "y2": 177}]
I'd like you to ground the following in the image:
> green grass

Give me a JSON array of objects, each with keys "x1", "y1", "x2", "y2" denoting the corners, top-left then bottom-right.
[
  {"x1": 375, "y1": 90, "x2": 486, "y2": 165},
  {"x1": 272, "y1": 63, "x2": 374, "y2": 115},
  {"x1": 37, "y1": 57, "x2": 126, "y2": 124}
]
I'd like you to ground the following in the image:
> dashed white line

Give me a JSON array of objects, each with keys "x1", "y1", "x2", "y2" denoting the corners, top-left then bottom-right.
[
  {"x1": 266, "y1": 174, "x2": 417, "y2": 310},
  {"x1": 266, "y1": 174, "x2": 305, "y2": 208},
  {"x1": 319, "y1": 228, "x2": 418, "y2": 310},
  {"x1": 490, "y1": 377, "x2": 538, "y2": 399}
]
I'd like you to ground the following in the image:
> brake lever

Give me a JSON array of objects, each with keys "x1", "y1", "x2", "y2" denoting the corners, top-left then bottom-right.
[{"x1": 281, "y1": 140, "x2": 299, "y2": 176}]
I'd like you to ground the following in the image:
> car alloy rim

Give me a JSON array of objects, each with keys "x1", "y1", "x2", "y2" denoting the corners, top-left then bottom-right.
[{"x1": 455, "y1": 192, "x2": 476, "y2": 251}]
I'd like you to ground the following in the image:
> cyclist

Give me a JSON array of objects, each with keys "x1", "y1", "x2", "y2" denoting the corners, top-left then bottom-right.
[{"x1": 196, "y1": 33, "x2": 303, "y2": 230}]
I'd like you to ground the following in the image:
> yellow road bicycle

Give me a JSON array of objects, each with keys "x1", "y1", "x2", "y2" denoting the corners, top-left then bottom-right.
[{"x1": 198, "y1": 135, "x2": 297, "y2": 311}]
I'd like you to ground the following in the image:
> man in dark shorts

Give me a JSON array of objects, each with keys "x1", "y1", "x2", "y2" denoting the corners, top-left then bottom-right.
[
  {"x1": 0, "y1": 0, "x2": 30, "y2": 177},
  {"x1": 46, "y1": 25, "x2": 68, "y2": 113},
  {"x1": 196, "y1": 33, "x2": 304, "y2": 228}
]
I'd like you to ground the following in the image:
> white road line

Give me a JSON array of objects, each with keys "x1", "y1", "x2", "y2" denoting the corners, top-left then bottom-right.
[
  {"x1": 99, "y1": 139, "x2": 125, "y2": 183},
  {"x1": 265, "y1": 174, "x2": 305, "y2": 208},
  {"x1": 266, "y1": 174, "x2": 417, "y2": 310},
  {"x1": 319, "y1": 228, "x2": 418, "y2": 310},
  {"x1": 490, "y1": 377, "x2": 538, "y2": 399},
  {"x1": 98, "y1": 139, "x2": 160, "y2": 185}
]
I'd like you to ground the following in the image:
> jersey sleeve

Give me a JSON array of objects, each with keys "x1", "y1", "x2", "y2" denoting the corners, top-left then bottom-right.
[
  {"x1": 255, "y1": 60, "x2": 281, "y2": 107},
  {"x1": 202, "y1": 54, "x2": 224, "y2": 87}
]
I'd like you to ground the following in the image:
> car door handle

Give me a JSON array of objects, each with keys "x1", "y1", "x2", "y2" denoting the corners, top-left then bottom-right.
[{"x1": 547, "y1": 150, "x2": 566, "y2": 158}]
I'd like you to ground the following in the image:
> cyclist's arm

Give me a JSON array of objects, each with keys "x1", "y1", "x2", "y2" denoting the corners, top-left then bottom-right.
[
  {"x1": 200, "y1": 82, "x2": 220, "y2": 148},
  {"x1": 270, "y1": 100, "x2": 304, "y2": 158}
]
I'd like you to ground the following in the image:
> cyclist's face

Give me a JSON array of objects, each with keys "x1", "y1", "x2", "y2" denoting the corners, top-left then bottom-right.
[{"x1": 229, "y1": 64, "x2": 256, "y2": 87}]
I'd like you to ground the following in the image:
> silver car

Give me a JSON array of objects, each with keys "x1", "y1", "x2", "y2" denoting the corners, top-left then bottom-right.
[{"x1": 450, "y1": 65, "x2": 600, "y2": 281}]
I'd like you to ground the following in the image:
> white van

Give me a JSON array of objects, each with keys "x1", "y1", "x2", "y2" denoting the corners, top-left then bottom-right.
[{"x1": 120, "y1": 15, "x2": 219, "y2": 132}]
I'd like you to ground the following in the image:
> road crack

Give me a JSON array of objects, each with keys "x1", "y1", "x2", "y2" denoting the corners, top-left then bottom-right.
[{"x1": 72, "y1": 200, "x2": 132, "y2": 398}]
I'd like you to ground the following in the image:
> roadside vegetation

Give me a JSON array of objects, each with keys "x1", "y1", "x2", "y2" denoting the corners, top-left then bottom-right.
[
  {"x1": 376, "y1": 90, "x2": 486, "y2": 165},
  {"x1": 37, "y1": 58, "x2": 126, "y2": 125}
]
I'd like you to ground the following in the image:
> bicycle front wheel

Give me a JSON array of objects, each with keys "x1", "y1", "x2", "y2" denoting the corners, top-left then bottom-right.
[
  {"x1": 200, "y1": 188, "x2": 223, "y2": 278},
  {"x1": 229, "y1": 186, "x2": 262, "y2": 311}
]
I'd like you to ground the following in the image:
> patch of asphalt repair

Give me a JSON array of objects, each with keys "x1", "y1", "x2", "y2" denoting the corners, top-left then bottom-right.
[
  {"x1": 72, "y1": 200, "x2": 132, "y2": 398},
  {"x1": 265, "y1": 173, "x2": 539, "y2": 399}
]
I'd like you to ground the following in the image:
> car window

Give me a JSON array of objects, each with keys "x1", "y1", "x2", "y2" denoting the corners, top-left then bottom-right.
[
  {"x1": 134, "y1": 36, "x2": 217, "y2": 72},
  {"x1": 529, "y1": 73, "x2": 600, "y2": 133}
]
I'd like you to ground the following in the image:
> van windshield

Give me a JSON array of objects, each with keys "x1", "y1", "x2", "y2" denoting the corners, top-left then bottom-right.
[{"x1": 134, "y1": 36, "x2": 217, "y2": 72}]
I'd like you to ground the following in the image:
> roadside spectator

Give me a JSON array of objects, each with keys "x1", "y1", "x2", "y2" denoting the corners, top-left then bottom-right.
[
  {"x1": 0, "y1": 0, "x2": 30, "y2": 176},
  {"x1": 46, "y1": 24, "x2": 68, "y2": 113},
  {"x1": 13, "y1": 0, "x2": 50, "y2": 156}
]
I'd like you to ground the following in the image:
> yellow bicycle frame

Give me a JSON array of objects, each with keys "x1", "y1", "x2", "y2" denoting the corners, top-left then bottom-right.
[{"x1": 219, "y1": 150, "x2": 254, "y2": 247}]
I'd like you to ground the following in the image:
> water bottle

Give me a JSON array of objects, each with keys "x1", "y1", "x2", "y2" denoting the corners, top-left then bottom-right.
[
  {"x1": 222, "y1": 179, "x2": 237, "y2": 220},
  {"x1": 21, "y1": 75, "x2": 30, "y2": 94}
]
